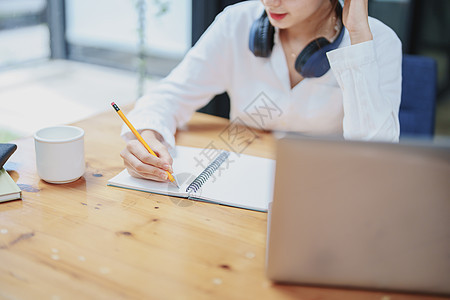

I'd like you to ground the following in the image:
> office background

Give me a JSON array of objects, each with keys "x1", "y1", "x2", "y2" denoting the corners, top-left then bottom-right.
[{"x1": 0, "y1": 0, "x2": 449, "y2": 141}]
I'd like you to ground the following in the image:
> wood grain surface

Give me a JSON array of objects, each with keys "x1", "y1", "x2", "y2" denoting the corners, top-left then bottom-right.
[{"x1": 0, "y1": 108, "x2": 445, "y2": 300}]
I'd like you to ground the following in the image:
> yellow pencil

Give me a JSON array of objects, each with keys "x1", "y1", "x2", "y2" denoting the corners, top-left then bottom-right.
[{"x1": 111, "y1": 102, "x2": 179, "y2": 189}]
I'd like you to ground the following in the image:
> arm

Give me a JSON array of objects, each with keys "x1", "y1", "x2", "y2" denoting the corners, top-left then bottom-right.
[
  {"x1": 327, "y1": 1, "x2": 402, "y2": 142},
  {"x1": 327, "y1": 30, "x2": 402, "y2": 142},
  {"x1": 122, "y1": 8, "x2": 233, "y2": 148},
  {"x1": 342, "y1": 0, "x2": 373, "y2": 45},
  {"x1": 119, "y1": 7, "x2": 234, "y2": 179}
]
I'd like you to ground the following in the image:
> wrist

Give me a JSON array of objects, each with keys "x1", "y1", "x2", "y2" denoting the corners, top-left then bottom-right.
[
  {"x1": 349, "y1": 31, "x2": 373, "y2": 45},
  {"x1": 348, "y1": 26, "x2": 373, "y2": 45},
  {"x1": 141, "y1": 129, "x2": 164, "y2": 142}
]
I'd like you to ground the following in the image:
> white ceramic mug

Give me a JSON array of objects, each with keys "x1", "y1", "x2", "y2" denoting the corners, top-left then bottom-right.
[{"x1": 34, "y1": 125, "x2": 85, "y2": 184}]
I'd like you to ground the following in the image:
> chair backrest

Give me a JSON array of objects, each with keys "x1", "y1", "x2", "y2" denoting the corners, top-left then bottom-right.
[{"x1": 399, "y1": 54, "x2": 437, "y2": 138}]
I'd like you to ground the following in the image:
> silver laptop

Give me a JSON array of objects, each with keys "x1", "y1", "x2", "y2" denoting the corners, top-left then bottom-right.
[{"x1": 266, "y1": 134, "x2": 450, "y2": 295}]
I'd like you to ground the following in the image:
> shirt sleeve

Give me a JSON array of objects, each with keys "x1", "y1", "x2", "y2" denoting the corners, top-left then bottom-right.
[
  {"x1": 326, "y1": 26, "x2": 402, "y2": 142},
  {"x1": 121, "y1": 7, "x2": 233, "y2": 148}
]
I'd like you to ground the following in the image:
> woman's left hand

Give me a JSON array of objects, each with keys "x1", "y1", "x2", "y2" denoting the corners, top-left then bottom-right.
[{"x1": 342, "y1": 0, "x2": 373, "y2": 45}]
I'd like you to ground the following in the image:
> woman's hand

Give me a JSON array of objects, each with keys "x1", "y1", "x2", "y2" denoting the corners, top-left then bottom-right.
[
  {"x1": 342, "y1": 0, "x2": 373, "y2": 45},
  {"x1": 120, "y1": 129, "x2": 173, "y2": 181}
]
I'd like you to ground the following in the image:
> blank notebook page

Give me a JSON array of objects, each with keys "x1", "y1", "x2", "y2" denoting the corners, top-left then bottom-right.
[{"x1": 196, "y1": 151, "x2": 275, "y2": 210}]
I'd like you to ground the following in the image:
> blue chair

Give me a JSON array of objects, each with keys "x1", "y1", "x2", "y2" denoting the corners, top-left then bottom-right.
[{"x1": 399, "y1": 54, "x2": 438, "y2": 138}]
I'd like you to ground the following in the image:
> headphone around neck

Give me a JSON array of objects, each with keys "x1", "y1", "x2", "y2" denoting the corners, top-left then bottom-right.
[{"x1": 249, "y1": 3, "x2": 345, "y2": 78}]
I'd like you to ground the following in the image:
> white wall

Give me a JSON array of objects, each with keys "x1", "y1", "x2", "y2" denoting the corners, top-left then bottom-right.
[{"x1": 65, "y1": 0, "x2": 191, "y2": 59}]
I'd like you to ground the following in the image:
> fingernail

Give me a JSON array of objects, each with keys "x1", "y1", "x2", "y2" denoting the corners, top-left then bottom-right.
[{"x1": 161, "y1": 172, "x2": 168, "y2": 180}]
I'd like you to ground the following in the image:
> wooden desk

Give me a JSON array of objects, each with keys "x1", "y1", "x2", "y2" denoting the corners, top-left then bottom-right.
[{"x1": 0, "y1": 109, "x2": 445, "y2": 300}]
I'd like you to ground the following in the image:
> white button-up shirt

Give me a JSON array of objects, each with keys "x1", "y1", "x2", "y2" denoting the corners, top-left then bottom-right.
[{"x1": 122, "y1": 1, "x2": 402, "y2": 148}]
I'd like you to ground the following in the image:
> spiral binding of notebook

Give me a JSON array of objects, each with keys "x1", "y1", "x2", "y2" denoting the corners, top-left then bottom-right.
[{"x1": 186, "y1": 151, "x2": 230, "y2": 194}]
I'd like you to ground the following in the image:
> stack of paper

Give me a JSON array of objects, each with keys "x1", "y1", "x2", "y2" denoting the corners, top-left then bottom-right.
[{"x1": 0, "y1": 168, "x2": 21, "y2": 202}]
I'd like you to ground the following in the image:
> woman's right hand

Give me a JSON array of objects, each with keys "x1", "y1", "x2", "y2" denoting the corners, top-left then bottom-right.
[{"x1": 120, "y1": 129, "x2": 173, "y2": 181}]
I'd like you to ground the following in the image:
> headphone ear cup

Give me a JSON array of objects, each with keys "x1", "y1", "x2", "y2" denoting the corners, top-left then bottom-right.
[
  {"x1": 249, "y1": 13, "x2": 274, "y2": 57},
  {"x1": 295, "y1": 37, "x2": 330, "y2": 78},
  {"x1": 295, "y1": 38, "x2": 330, "y2": 77},
  {"x1": 294, "y1": 2, "x2": 345, "y2": 77}
]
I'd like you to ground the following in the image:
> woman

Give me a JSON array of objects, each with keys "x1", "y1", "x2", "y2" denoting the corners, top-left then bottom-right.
[{"x1": 120, "y1": 0, "x2": 402, "y2": 182}]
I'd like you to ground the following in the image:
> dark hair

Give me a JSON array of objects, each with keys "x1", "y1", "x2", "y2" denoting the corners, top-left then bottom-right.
[{"x1": 328, "y1": 0, "x2": 340, "y2": 20}]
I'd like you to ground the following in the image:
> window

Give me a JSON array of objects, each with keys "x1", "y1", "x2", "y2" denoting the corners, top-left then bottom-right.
[
  {"x1": 0, "y1": 0, "x2": 50, "y2": 69},
  {"x1": 65, "y1": 0, "x2": 192, "y2": 76}
]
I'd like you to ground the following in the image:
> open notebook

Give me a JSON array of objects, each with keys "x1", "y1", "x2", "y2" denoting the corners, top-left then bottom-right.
[{"x1": 108, "y1": 146, "x2": 276, "y2": 212}]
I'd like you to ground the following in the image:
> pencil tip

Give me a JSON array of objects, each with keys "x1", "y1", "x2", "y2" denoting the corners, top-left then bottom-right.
[{"x1": 172, "y1": 177, "x2": 180, "y2": 189}]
